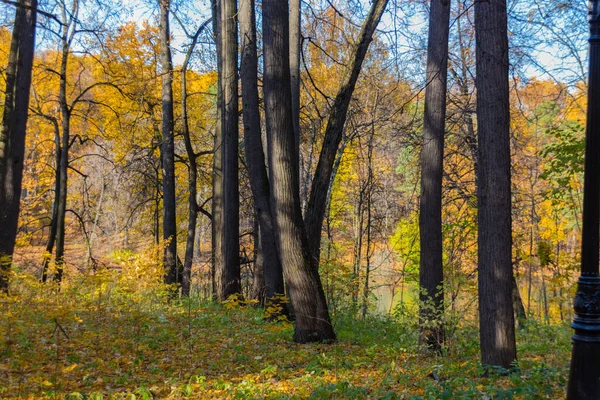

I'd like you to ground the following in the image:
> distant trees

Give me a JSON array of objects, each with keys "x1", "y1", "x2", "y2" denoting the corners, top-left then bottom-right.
[
  {"x1": 0, "y1": 0, "x2": 37, "y2": 291},
  {"x1": 475, "y1": 0, "x2": 517, "y2": 369}
]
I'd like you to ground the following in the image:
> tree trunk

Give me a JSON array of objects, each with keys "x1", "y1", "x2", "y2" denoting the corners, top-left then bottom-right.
[
  {"x1": 211, "y1": 0, "x2": 224, "y2": 299},
  {"x1": 239, "y1": 0, "x2": 285, "y2": 305},
  {"x1": 304, "y1": 0, "x2": 389, "y2": 267},
  {"x1": 0, "y1": 0, "x2": 37, "y2": 291},
  {"x1": 475, "y1": 0, "x2": 517, "y2": 369},
  {"x1": 181, "y1": 19, "x2": 211, "y2": 297},
  {"x1": 263, "y1": 0, "x2": 335, "y2": 343},
  {"x1": 418, "y1": 0, "x2": 451, "y2": 351},
  {"x1": 289, "y1": 0, "x2": 301, "y2": 168},
  {"x1": 158, "y1": 0, "x2": 178, "y2": 286},
  {"x1": 216, "y1": 0, "x2": 241, "y2": 299}
]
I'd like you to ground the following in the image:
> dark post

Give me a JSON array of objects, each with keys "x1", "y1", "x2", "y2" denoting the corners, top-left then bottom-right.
[{"x1": 567, "y1": 2, "x2": 600, "y2": 398}]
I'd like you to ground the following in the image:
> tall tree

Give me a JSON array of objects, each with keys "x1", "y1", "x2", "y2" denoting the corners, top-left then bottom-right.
[
  {"x1": 158, "y1": 0, "x2": 178, "y2": 285},
  {"x1": 304, "y1": 0, "x2": 389, "y2": 266},
  {"x1": 289, "y1": 0, "x2": 301, "y2": 166},
  {"x1": 263, "y1": 0, "x2": 335, "y2": 342},
  {"x1": 0, "y1": 0, "x2": 37, "y2": 291},
  {"x1": 419, "y1": 0, "x2": 451, "y2": 350},
  {"x1": 210, "y1": 0, "x2": 224, "y2": 298},
  {"x1": 180, "y1": 18, "x2": 212, "y2": 297},
  {"x1": 214, "y1": 0, "x2": 241, "y2": 299},
  {"x1": 475, "y1": 0, "x2": 517, "y2": 369},
  {"x1": 239, "y1": 0, "x2": 285, "y2": 305}
]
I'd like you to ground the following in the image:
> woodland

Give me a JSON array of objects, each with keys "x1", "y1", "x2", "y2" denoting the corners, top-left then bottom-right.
[{"x1": 0, "y1": 0, "x2": 590, "y2": 398}]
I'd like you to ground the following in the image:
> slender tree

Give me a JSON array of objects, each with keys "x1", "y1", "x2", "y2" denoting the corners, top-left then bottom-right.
[
  {"x1": 304, "y1": 0, "x2": 389, "y2": 266},
  {"x1": 475, "y1": 0, "x2": 517, "y2": 369},
  {"x1": 215, "y1": 0, "x2": 241, "y2": 299},
  {"x1": 289, "y1": 0, "x2": 301, "y2": 166},
  {"x1": 158, "y1": 0, "x2": 178, "y2": 285},
  {"x1": 0, "y1": 0, "x2": 37, "y2": 291},
  {"x1": 418, "y1": 0, "x2": 451, "y2": 351},
  {"x1": 239, "y1": 0, "x2": 285, "y2": 305},
  {"x1": 263, "y1": 0, "x2": 335, "y2": 342},
  {"x1": 210, "y1": 0, "x2": 224, "y2": 298}
]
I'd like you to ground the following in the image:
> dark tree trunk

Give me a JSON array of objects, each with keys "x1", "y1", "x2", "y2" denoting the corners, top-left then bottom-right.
[
  {"x1": 181, "y1": 19, "x2": 212, "y2": 297},
  {"x1": 54, "y1": 6, "x2": 75, "y2": 283},
  {"x1": 0, "y1": 0, "x2": 37, "y2": 291},
  {"x1": 304, "y1": 0, "x2": 389, "y2": 267},
  {"x1": 239, "y1": 0, "x2": 285, "y2": 305},
  {"x1": 41, "y1": 121, "x2": 61, "y2": 282},
  {"x1": 159, "y1": 0, "x2": 178, "y2": 286},
  {"x1": 418, "y1": 0, "x2": 451, "y2": 351},
  {"x1": 211, "y1": 0, "x2": 224, "y2": 299},
  {"x1": 262, "y1": 0, "x2": 335, "y2": 343},
  {"x1": 475, "y1": 0, "x2": 517, "y2": 369},
  {"x1": 216, "y1": 0, "x2": 241, "y2": 299},
  {"x1": 289, "y1": 0, "x2": 301, "y2": 167}
]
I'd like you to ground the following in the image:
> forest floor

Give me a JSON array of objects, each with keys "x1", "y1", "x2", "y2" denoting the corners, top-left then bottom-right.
[{"x1": 0, "y1": 269, "x2": 570, "y2": 399}]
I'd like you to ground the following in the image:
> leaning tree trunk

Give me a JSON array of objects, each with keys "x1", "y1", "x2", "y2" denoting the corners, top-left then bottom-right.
[
  {"x1": 158, "y1": 0, "x2": 178, "y2": 286},
  {"x1": 210, "y1": 0, "x2": 224, "y2": 299},
  {"x1": 239, "y1": 0, "x2": 285, "y2": 306},
  {"x1": 216, "y1": 0, "x2": 241, "y2": 299},
  {"x1": 418, "y1": 0, "x2": 451, "y2": 351},
  {"x1": 475, "y1": 0, "x2": 517, "y2": 369},
  {"x1": 0, "y1": 0, "x2": 37, "y2": 291},
  {"x1": 262, "y1": 0, "x2": 335, "y2": 343},
  {"x1": 304, "y1": 0, "x2": 389, "y2": 267}
]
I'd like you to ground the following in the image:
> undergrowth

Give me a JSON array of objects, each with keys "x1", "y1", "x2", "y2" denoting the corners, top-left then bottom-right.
[{"x1": 0, "y1": 260, "x2": 570, "y2": 399}]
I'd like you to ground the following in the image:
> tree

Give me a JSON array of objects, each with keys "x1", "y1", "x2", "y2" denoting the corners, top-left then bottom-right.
[
  {"x1": 262, "y1": 0, "x2": 335, "y2": 342},
  {"x1": 475, "y1": 0, "x2": 517, "y2": 369},
  {"x1": 158, "y1": 0, "x2": 178, "y2": 285},
  {"x1": 304, "y1": 0, "x2": 389, "y2": 266},
  {"x1": 0, "y1": 0, "x2": 37, "y2": 291},
  {"x1": 239, "y1": 0, "x2": 284, "y2": 305},
  {"x1": 418, "y1": 0, "x2": 451, "y2": 351},
  {"x1": 214, "y1": 0, "x2": 241, "y2": 299}
]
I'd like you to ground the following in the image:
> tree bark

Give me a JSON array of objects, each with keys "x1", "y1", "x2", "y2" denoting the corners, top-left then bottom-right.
[
  {"x1": 158, "y1": 0, "x2": 178, "y2": 286},
  {"x1": 181, "y1": 19, "x2": 212, "y2": 297},
  {"x1": 418, "y1": 0, "x2": 451, "y2": 351},
  {"x1": 263, "y1": 0, "x2": 335, "y2": 342},
  {"x1": 0, "y1": 0, "x2": 37, "y2": 291},
  {"x1": 216, "y1": 0, "x2": 241, "y2": 299},
  {"x1": 304, "y1": 0, "x2": 389, "y2": 267},
  {"x1": 289, "y1": 0, "x2": 301, "y2": 168},
  {"x1": 475, "y1": 0, "x2": 517, "y2": 369},
  {"x1": 239, "y1": 0, "x2": 285, "y2": 305},
  {"x1": 211, "y1": 0, "x2": 224, "y2": 299}
]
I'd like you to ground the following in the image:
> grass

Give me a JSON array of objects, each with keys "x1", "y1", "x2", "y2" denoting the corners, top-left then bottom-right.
[{"x1": 0, "y1": 270, "x2": 570, "y2": 399}]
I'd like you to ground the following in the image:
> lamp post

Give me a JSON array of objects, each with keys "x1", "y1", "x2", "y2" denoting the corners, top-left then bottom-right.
[{"x1": 567, "y1": 1, "x2": 600, "y2": 398}]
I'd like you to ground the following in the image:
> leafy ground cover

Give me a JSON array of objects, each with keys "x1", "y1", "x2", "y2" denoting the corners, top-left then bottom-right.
[{"x1": 0, "y1": 268, "x2": 570, "y2": 399}]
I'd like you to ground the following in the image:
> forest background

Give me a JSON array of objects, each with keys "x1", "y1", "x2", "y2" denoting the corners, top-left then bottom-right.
[{"x1": 0, "y1": 0, "x2": 589, "y2": 397}]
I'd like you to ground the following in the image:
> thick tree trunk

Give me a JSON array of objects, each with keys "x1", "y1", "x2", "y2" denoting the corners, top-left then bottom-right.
[
  {"x1": 263, "y1": 0, "x2": 335, "y2": 343},
  {"x1": 239, "y1": 0, "x2": 285, "y2": 305},
  {"x1": 158, "y1": 0, "x2": 178, "y2": 286},
  {"x1": 418, "y1": 0, "x2": 451, "y2": 351},
  {"x1": 475, "y1": 0, "x2": 517, "y2": 369},
  {"x1": 211, "y1": 0, "x2": 224, "y2": 299},
  {"x1": 216, "y1": 0, "x2": 241, "y2": 299},
  {"x1": 0, "y1": 0, "x2": 37, "y2": 291},
  {"x1": 304, "y1": 0, "x2": 389, "y2": 267}
]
